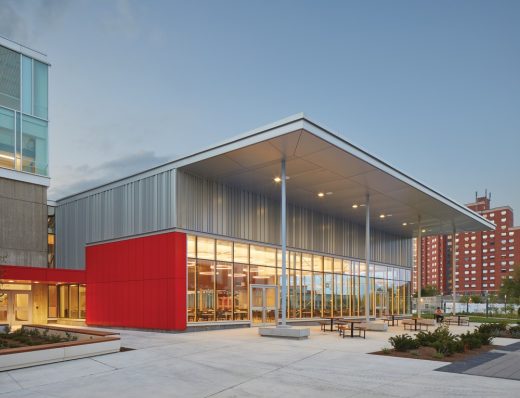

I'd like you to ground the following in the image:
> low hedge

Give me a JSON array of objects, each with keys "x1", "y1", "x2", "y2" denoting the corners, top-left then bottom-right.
[{"x1": 389, "y1": 324, "x2": 495, "y2": 356}]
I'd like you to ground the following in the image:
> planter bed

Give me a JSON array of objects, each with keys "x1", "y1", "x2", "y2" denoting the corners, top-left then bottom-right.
[
  {"x1": 0, "y1": 325, "x2": 121, "y2": 371},
  {"x1": 371, "y1": 345, "x2": 497, "y2": 362}
]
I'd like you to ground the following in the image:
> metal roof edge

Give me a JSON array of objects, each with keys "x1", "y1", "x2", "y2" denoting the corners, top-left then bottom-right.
[
  {"x1": 298, "y1": 116, "x2": 494, "y2": 231},
  {"x1": 55, "y1": 114, "x2": 307, "y2": 203}
]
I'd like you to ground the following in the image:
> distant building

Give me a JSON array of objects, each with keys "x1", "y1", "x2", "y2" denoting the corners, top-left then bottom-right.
[{"x1": 415, "y1": 193, "x2": 520, "y2": 296}]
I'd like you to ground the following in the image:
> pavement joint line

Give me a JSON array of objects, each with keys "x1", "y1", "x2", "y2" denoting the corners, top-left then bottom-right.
[
  {"x1": 5, "y1": 372, "x2": 23, "y2": 391},
  {"x1": 202, "y1": 349, "x2": 327, "y2": 397},
  {"x1": 5, "y1": 360, "x2": 117, "y2": 393}
]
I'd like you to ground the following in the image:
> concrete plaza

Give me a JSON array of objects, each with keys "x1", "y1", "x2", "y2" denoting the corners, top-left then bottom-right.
[{"x1": 1, "y1": 324, "x2": 518, "y2": 397}]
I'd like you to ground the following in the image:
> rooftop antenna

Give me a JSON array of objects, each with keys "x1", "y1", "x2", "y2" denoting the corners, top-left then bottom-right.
[{"x1": 475, "y1": 191, "x2": 478, "y2": 201}]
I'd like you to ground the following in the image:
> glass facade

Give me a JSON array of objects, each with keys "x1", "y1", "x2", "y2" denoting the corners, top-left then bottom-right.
[
  {"x1": 0, "y1": 45, "x2": 49, "y2": 176},
  {"x1": 187, "y1": 234, "x2": 411, "y2": 322},
  {"x1": 50, "y1": 284, "x2": 86, "y2": 319}
]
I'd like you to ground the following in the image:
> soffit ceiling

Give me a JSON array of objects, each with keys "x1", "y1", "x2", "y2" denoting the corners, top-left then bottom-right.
[{"x1": 179, "y1": 128, "x2": 493, "y2": 238}]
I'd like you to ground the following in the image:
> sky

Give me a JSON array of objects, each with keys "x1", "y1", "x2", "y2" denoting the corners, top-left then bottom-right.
[{"x1": 1, "y1": 0, "x2": 519, "y2": 213}]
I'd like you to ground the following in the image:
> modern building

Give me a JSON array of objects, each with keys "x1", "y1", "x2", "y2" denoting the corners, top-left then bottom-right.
[
  {"x1": 0, "y1": 36, "x2": 84, "y2": 327},
  {"x1": 416, "y1": 193, "x2": 520, "y2": 296},
  {"x1": 2, "y1": 103, "x2": 495, "y2": 329}
]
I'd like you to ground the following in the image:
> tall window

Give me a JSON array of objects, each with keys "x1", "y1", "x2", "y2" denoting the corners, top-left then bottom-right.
[
  {"x1": 0, "y1": 45, "x2": 49, "y2": 176},
  {"x1": 186, "y1": 234, "x2": 412, "y2": 322}
]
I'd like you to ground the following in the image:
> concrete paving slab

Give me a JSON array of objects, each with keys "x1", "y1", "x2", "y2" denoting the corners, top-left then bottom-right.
[
  {"x1": 2, "y1": 324, "x2": 519, "y2": 398},
  {"x1": 6, "y1": 357, "x2": 115, "y2": 389}
]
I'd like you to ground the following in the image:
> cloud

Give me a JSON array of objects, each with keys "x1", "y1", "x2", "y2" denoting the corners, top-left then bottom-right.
[
  {"x1": 0, "y1": 1, "x2": 28, "y2": 42},
  {"x1": 0, "y1": 0, "x2": 69, "y2": 45},
  {"x1": 48, "y1": 150, "x2": 173, "y2": 200},
  {"x1": 102, "y1": 0, "x2": 140, "y2": 38}
]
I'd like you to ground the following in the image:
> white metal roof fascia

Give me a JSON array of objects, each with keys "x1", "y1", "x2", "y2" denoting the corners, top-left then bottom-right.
[
  {"x1": 55, "y1": 114, "x2": 306, "y2": 204},
  {"x1": 0, "y1": 167, "x2": 50, "y2": 187},
  {"x1": 300, "y1": 119, "x2": 495, "y2": 231},
  {"x1": 0, "y1": 35, "x2": 50, "y2": 65}
]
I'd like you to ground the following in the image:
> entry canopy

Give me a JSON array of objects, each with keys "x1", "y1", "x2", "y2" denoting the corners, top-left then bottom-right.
[{"x1": 177, "y1": 114, "x2": 493, "y2": 238}]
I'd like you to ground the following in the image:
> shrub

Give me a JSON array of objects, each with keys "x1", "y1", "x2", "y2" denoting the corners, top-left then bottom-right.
[
  {"x1": 381, "y1": 347, "x2": 391, "y2": 355},
  {"x1": 389, "y1": 334, "x2": 419, "y2": 352},
  {"x1": 509, "y1": 325, "x2": 520, "y2": 338},
  {"x1": 460, "y1": 331, "x2": 482, "y2": 349},
  {"x1": 415, "y1": 330, "x2": 437, "y2": 347},
  {"x1": 432, "y1": 352, "x2": 444, "y2": 360},
  {"x1": 478, "y1": 322, "x2": 507, "y2": 336}
]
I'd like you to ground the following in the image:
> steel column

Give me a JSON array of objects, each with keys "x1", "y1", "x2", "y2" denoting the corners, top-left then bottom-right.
[
  {"x1": 452, "y1": 226, "x2": 457, "y2": 315},
  {"x1": 280, "y1": 159, "x2": 288, "y2": 326},
  {"x1": 365, "y1": 194, "x2": 370, "y2": 322},
  {"x1": 417, "y1": 219, "x2": 422, "y2": 318}
]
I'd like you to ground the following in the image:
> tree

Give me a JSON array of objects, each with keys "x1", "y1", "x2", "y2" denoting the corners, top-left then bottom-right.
[
  {"x1": 500, "y1": 266, "x2": 520, "y2": 300},
  {"x1": 421, "y1": 284, "x2": 439, "y2": 297}
]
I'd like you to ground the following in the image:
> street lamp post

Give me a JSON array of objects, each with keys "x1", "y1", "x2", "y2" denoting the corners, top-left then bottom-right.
[
  {"x1": 504, "y1": 294, "x2": 507, "y2": 315},
  {"x1": 485, "y1": 290, "x2": 489, "y2": 318}
]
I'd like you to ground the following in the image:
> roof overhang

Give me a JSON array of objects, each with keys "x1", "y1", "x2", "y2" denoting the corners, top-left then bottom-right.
[{"x1": 177, "y1": 114, "x2": 495, "y2": 238}]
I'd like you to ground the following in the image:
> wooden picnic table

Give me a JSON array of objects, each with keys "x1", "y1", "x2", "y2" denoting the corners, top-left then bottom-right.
[
  {"x1": 339, "y1": 320, "x2": 365, "y2": 338},
  {"x1": 321, "y1": 317, "x2": 343, "y2": 332}
]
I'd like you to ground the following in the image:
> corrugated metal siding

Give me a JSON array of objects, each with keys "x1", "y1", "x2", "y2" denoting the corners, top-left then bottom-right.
[
  {"x1": 56, "y1": 168, "x2": 412, "y2": 269},
  {"x1": 177, "y1": 171, "x2": 412, "y2": 267},
  {"x1": 56, "y1": 170, "x2": 176, "y2": 269}
]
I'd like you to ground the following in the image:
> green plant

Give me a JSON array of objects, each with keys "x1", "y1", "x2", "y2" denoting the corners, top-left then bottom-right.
[
  {"x1": 389, "y1": 334, "x2": 419, "y2": 352},
  {"x1": 381, "y1": 347, "x2": 391, "y2": 355},
  {"x1": 432, "y1": 352, "x2": 444, "y2": 360},
  {"x1": 415, "y1": 330, "x2": 437, "y2": 347},
  {"x1": 509, "y1": 325, "x2": 520, "y2": 338},
  {"x1": 460, "y1": 331, "x2": 482, "y2": 349},
  {"x1": 410, "y1": 350, "x2": 420, "y2": 356},
  {"x1": 478, "y1": 322, "x2": 507, "y2": 336}
]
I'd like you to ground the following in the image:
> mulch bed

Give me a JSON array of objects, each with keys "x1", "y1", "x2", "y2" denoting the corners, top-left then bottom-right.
[{"x1": 371, "y1": 345, "x2": 498, "y2": 362}]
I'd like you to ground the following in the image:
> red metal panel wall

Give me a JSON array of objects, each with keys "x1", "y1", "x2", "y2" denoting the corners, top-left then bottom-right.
[
  {"x1": 0, "y1": 265, "x2": 86, "y2": 284},
  {"x1": 85, "y1": 231, "x2": 187, "y2": 331}
]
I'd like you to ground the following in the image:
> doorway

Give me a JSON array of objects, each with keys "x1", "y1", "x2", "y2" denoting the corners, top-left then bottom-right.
[
  {"x1": 250, "y1": 284, "x2": 278, "y2": 326},
  {"x1": 0, "y1": 291, "x2": 32, "y2": 327}
]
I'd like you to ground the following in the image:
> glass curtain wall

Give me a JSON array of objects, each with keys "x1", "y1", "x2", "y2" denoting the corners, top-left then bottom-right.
[
  {"x1": 187, "y1": 234, "x2": 412, "y2": 322},
  {"x1": 53, "y1": 284, "x2": 87, "y2": 319},
  {"x1": 0, "y1": 45, "x2": 49, "y2": 176}
]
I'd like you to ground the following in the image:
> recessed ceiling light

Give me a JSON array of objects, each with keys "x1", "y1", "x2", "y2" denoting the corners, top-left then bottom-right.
[
  {"x1": 318, "y1": 192, "x2": 325, "y2": 197},
  {"x1": 402, "y1": 222, "x2": 408, "y2": 226},
  {"x1": 421, "y1": 229, "x2": 426, "y2": 233},
  {"x1": 274, "y1": 177, "x2": 281, "y2": 183},
  {"x1": 326, "y1": 192, "x2": 333, "y2": 195},
  {"x1": 379, "y1": 214, "x2": 386, "y2": 219},
  {"x1": 352, "y1": 204, "x2": 359, "y2": 209}
]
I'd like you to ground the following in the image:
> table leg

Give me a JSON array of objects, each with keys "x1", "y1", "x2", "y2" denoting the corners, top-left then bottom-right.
[
  {"x1": 330, "y1": 318, "x2": 334, "y2": 332},
  {"x1": 351, "y1": 323, "x2": 354, "y2": 338}
]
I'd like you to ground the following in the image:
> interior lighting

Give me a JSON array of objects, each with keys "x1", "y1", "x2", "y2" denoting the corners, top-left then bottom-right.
[
  {"x1": 274, "y1": 177, "x2": 281, "y2": 183},
  {"x1": 318, "y1": 192, "x2": 325, "y2": 197},
  {"x1": 352, "y1": 204, "x2": 359, "y2": 209},
  {"x1": 402, "y1": 222, "x2": 408, "y2": 226},
  {"x1": 379, "y1": 214, "x2": 386, "y2": 219}
]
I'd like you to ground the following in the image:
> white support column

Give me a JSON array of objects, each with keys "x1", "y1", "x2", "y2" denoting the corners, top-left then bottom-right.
[
  {"x1": 452, "y1": 226, "x2": 457, "y2": 315},
  {"x1": 417, "y1": 219, "x2": 422, "y2": 318},
  {"x1": 365, "y1": 194, "x2": 370, "y2": 322},
  {"x1": 280, "y1": 159, "x2": 288, "y2": 327}
]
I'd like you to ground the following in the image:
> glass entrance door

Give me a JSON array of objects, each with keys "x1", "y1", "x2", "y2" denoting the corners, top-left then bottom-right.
[
  {"x1": 250, "y1": 285, "x2": 278, "y2": 326},
  {"x1": 1, "y1": 291, "x2": 32, "y2": 326}
]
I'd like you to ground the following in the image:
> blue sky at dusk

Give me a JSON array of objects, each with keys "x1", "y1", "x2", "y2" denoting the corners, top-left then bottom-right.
[{"x1": 1, "y1": 0, "x2": 519, "y2": 212}]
